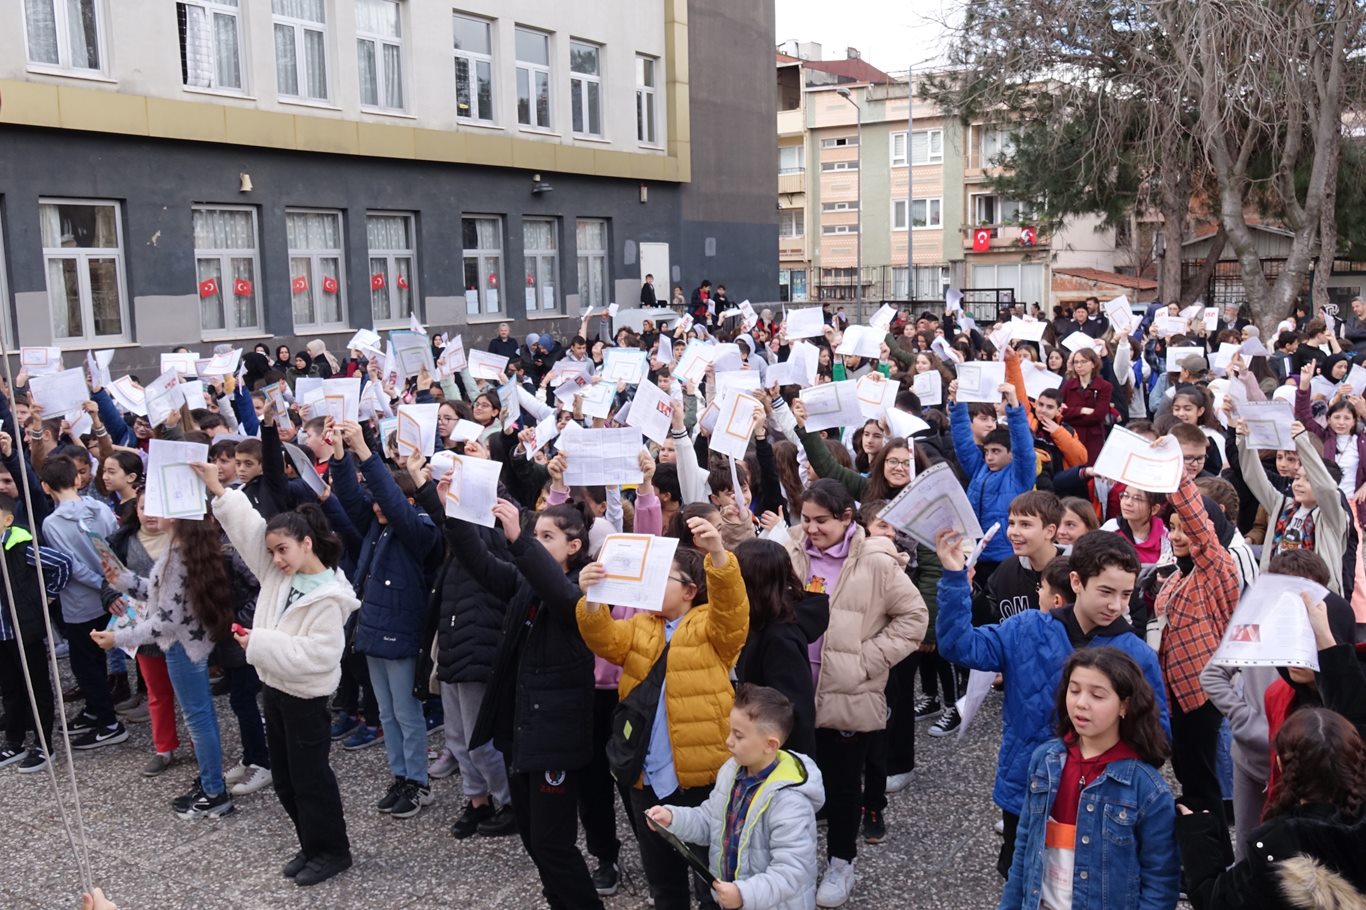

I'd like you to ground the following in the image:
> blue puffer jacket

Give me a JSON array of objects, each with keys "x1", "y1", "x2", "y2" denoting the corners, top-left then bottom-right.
[
  {"x1": 332, "y1": 451, "x2": 442, "y2": 660},
  {"x1": 936, "y1": 568, "x2": 1170, "y2": 815},
  {"x1": 1000, "y1": 739, "x2": 1179, "y2": 910},
  {"x1": 949, "y1": 401, "x2": 1037, "y2": 563}
]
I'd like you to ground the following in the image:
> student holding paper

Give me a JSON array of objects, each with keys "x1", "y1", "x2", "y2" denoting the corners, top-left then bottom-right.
[
  {"x1": 1059, "y1": 349, "x2": 1113, "y2": 465},
  {"x1": 1293, "y1": 361, "x2": 1366, "y2": 499},
  {"x1": 793, "y1": 399, "x2": 914, "y2": 504}
]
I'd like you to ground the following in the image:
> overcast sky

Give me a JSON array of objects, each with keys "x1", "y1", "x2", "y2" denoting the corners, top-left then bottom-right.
[{"x1": 774, "y1": 0, "x2": 958, "y2": 73}]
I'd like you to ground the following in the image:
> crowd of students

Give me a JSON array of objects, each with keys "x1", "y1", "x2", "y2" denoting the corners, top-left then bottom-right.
[{"x1": 2, "y1": 295, "x2": 1365, "y2": 910}]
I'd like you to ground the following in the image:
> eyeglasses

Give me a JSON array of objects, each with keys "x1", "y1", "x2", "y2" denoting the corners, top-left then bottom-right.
[
  {"x1": 885, "y1": 458, "x2": 912, "y2": 469},
  {"x1": 1119, "y1": 492, "x2": 1149, "y2": 503},
  {"x1": 668, "y1": 574, "x2": 693, "y2": 587},
  {"x1": 1182, "y1": 455, "x2": 1206, "y2": 466}
]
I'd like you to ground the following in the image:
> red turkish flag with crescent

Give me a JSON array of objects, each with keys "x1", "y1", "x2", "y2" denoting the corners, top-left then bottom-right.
[
  {"x1": 1020, "y1": 226, "x2": 1037, "y2": 246},
  {"x1": 972, "y1": 228, "x2": 992, "y2": 252},
  {"x1": 371, "y1": 273, "x2": 386, "y2": 290},
  {"x1": 198, "y1": 277, "x2": 219, "y2": 298},
  {"x1": 291, "y1": 275, "x2": 309, "y2": 293},
  {"x1": 322, "y1": 276, "x2": 339, "y2": 294},
  {"x1": 396, "y1": 274, "x2": 409, "y2": 290},
  {"x1": 233, "y1": 277, "x2": 253, "y2": 296}
]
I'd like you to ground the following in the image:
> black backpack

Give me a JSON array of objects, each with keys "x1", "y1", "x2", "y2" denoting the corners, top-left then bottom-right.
[{"x1": 606, "y1": 642, "x2": 672, "y2": 785}]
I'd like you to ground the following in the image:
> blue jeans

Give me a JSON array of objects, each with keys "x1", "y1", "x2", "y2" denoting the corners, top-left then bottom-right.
[
  {"x1": 366, "y1": 655, "x2": 427, "y2": 786},
  {"x1": 164, "y1": 642, "x2": 225, "y2": 797}
]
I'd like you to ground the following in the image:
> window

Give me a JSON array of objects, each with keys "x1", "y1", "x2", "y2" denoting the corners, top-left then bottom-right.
[
  {"x1": 820, "y1": 136, "x2": 858, "y2": 148},
  {"x1": 576, "y1": 219, "x2": 609, "y2": 312},
  {"x1": 462, "y1": 216, "x2": 503, "y2": 316},
  {"x1": 286, "y1": 209, "x2": 346, "y2": 329},
  {"x1": 893, "y1": 197, "x2": 943, "y2": 230},
  {"x1": 971, "y1": 262, "x2": 1045, "y2": 305},
  {"x1": 779, "y1": 145, "x2": 804, "y2": 174},
  {"x1": 778, "y1": 269, "x2": 808, "y2": 302},
  {"x1": 974, "y1": 194, "x2": 1033, "y2": 225},
  {"x1": 890, "y1": 129, "x2": 943, "y2": 166},
  {"x1": 193, "y1": 207, "x2": 261, "y2": 336},
  {"x1": 367, "y1": 213, "x2": 415, "y2": 326},
  {"x1": 821, "y1": 201, "x2": 858, "y2": 212},
  {"x1": 178, "y1": 1, "x2": 243, "y2": 91},
  {"x1": 820, "y1": 161, "x2": 857, "y2": 172},
  {"x1": 453, "y1": 14, "x2": 494, "y2": 122},
  {"x1": 822, "y1": 224, "x2": 857, "y2": 235},
  {"x1": 24, "y1": 0, "x2": 104, "y2": 73},
  {"x1": 40, "y1": 200, "x2": 128, "y2": 343},
  {"x1": 635, "y1": 54, "x2": 657, "y2": 144},
  {"x1": 979, "y1": 126, "x2": 1015, "y2": 166},
  {"x1": 895, "y1": 266, "x2": 950, "y2": 300},
  {"x1": 778, "y1": 210, "x2": 803, "y2": 238},
  {"x1": 570, "y1": 41, "x2": 603, "y2": 137},
  {"x1": 515, "y1": 28, "x2": 551, "y2": 129},
  {"x1": 523, "y1": 218, "x2": 559, "y2": 313},
  {"x1": 356, "y1": 0, "x2": 403, "y2": 110},
  {"x1": 272, "y1": 0, "x2": 328, "y2": 102}
]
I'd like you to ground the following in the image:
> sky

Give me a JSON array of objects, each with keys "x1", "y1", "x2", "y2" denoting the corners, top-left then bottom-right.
[{"x1": 774, "y1": 0, "x2": 959, "y2": 74}]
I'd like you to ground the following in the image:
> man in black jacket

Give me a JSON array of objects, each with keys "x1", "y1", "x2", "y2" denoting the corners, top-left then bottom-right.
[
  {"x1": 640, "y1": 274, "x2": 658, "y2": 308},
  {"x1": 488, "y1": 323, "x2": 521, "y2": 361}
]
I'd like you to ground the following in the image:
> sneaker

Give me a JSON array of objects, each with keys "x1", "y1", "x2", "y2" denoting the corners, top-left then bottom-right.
[
  {"x1": 72, "y1": 723, "x2": 128, "y2": 750},
  {"x1": 928, "y1": 707, "x2": 962, "y2": 737},
  {"x1": 592, "y1": 860, "x2": 620, "y2": 896},
  {"x1": 224, "y1": 762, "x2": 249, "y2": 786},
  {"x1": 294, "y1": 853, "x2": 352, "y2": 887},
  {"x1": 885, "y1": 770, "x2": 913, "y2": 794},
  {"x1": 389, "y1": 780, "x2": 427, "y2": 820},
  {"x1": 65, "y1": 711, "x2": 99, "y2": 735},
  {"x1": 0, "y1": 745, "x2": 27, "y2": 769},
  {"x1": 994, "y1": 817, "x2": 1005, "y2": 836},
  {"x1": 17, "y1": 747, "x2": 50, "y2": 773},
  {"x1": 142, "y1": 752, "x2": 175, "y2": 777},
  {"x1": 210, "y1": 675, "x2": 230, "y2": 697},
  {"x1": 173, "y1": 784, "x2": 234, "y2": 819},
  {"x1": 476, "y1": 804, "x2": 518, "y2": 837},
  {"x1": 912, "y1": 695, "x2": 941, "y2": 719},
  {"x1": 425, "y1": 712, "x2": 443, "y2": 735},
  {"x1": 282, "y1": 850, "x2": 309, "y2": 879},
  {"x1": 816, "y1": 857, "x2": 856, "y2": 908},
  {"x1": 429, "y1": 749, "x2": 459, "y2": 780},
  {"x1": 377, "y1": 777, "x2": 406, "y2": 813},
  {"x1": 53, "y1": 639, "x2": 70, "y2": 659},
  {"x1": 342, "y1": 724, "x2": 382, "y2": 751},
  {"x1": 114, "y1": 691, "x2": 143, "y2": 714},
  {"x1": 229, "y1": 764, "x2": 272, "y2": 796},
  {"x1": 329, "y1": 712, "x2": 361, "y2": 742},
  {"x1": 450, "y1": 800, "x2": 493, "y2": 839},
  {"x1": 117, "y1": 701, "x2": 150, "y2": 724},
  {"x1": 862, "y1": 808, "x2": 886, "y2": 844}
]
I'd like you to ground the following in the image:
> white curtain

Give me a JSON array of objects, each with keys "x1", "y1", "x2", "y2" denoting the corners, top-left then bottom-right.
[
  {"x1": 358, "y1": 39, "x2": 378, "y2": 105},
  {"x1": 183, "y1": 4, "x2": 214, "y2": 88},
  {"x1": 303, "y1": 27, "x2": 327, "y2": 99},
  {"x1": 194, "y1": 209, "x2": 254, "y2": 250},
  {"x1": 213, "y1": 10, "x2": 241, "y2": 88},
  {"x1": 273, "y1": 0, "x2": 323, "y2": 22},
  {"x1": 287, "y1": 212, "x2": 339, "y2": 250},
  {"x1": 382, "y1": 42, "x2": 403, "y2": 108},
  {"x1": 523, "y1": 219, "x2": 555, "y2": 252},
  {"x1": 367, "y1": 215, "x2": 409, "y2": 250},
  {"x1": 274, "y1": 24, "x2": 298, "y2": 95},
  {"x1": 25, "y1": 0, "x2": 59, "y2": 64},
  {"x1": 65, "y1": 0, "x2": 99, "y2": 69}
]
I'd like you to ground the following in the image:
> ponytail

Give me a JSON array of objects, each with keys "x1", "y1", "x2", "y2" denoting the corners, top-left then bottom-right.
[
  {"x1": 266, "y1": 504, "x2": 343, "y2": 568},
  {"x1": 538, "y1": 503, "x2": 593, "y2": 570}
]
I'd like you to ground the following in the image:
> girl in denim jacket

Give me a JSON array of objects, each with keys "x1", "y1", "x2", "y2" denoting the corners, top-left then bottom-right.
[{"x1": 1000, "y1": 647, "x2": 1179, "y2": 910}]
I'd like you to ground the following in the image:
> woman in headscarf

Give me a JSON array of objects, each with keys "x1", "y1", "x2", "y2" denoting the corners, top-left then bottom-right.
[
  {"x1": 273, "y1": 345, "x2": 293, "y2": 374},
  {"x1": 286, "y1": 351, "x2": 317, "y2": 391},
  {"x1": 306, "y1": 339, "x2": 340, "y2": 379}
]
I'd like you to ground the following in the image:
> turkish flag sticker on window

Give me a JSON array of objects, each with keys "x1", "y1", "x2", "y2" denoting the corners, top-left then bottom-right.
[
  {"x1": 233, "y1": 277, "x2": 253, "y2": 296},
  {"x1": 371, "y1": 273, "x2": 385, "y2": 290},
  {"x1": 322, "y1": 276, "x2": 339, "y2": 294},
  {"x1": 972, "y1": 228, "x2": 992, "y2": 252},
  {"x1": 198, "y1": 277, "x2": 219, "y2": 298},
  {"x1": 396, "y1": 274, "x2": 409, "y2": 290},
  {"x1": 291, "y1": 275, "x2": 309, "y2": 294}
]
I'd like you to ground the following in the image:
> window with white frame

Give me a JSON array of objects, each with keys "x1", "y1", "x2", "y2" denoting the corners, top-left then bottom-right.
[
  {"x1": 570, "y1": 41, "x2": 603, "y2": 137},
  {"x1": 40, "y1": 200, "x2": 128, "y2": 343},
  {"x1": 462, "y1": 216, "x2": 503, "y2": 316},
  {"x1": 890, "y1": 129, "x2": 943, "y2": 166},
  {"x1": 974, "y1": 194, "x2": 1033, "y2": 225},
  {"x1": 272, "y1": 0, "x2": 329, "y2": 102},
  {"x1": 778, "y1": 210, "x2": 803, "y2": 237},
  {"x1": 515, "y1": 28, "x2": 551, "y2": 129},
  {"x1": 779, "y1": 145, "x2": 804, "y2": 174},
  {"x1": 820, "y1": 136, "x2": 858, "y2": 148},
  {"x1": 819, "y1": 161, "x2": 857, "y2": 172},
  {"x1": 893, "y1": 197, "x2": 942, "y2": 230},
  {"x1": 24, "y1": 0, "x2": 104, "y2": 73},
  {"x1": 576, "y1": 219, "x2": 608, "y2": 312},
  {"x1": 523, "y1": 218, "x2": 559, "y2": 313},
  {"x1": 193, "y1": 207, "x2": 261, "y2": 336},
  {"x1": 367, "y1": 213, "x2": 415, "y2": 326},
  {"x1": 286, "y1": 210, "x2": 346, "y2": 329},
  {"x1": 979, "y1": 126, "x2": 1015, "y2": 165},
  {"x1": 356, "y1": 0, "x2": 404, "y2": 110},
  {"x1": 971, "y1": 262, "x2": 1044, "y2": 304},
  {"x1": 177, "y1": 1, "x2": 243, "y2": 91},
  {"x1": 821, "y1": 224, "x2": 857, "y2": 235},
  {"x1": 453, "y1": 14, "x2": 494, "y2": 122},
  {"x1": 635, "y1": 55, "x2": 657, "y2": 144},
  {"x1": 821, "y1": 201, "x2": 858, "y2": 212}
]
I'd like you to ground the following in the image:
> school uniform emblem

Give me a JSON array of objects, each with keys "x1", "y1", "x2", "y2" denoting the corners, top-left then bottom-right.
[{"x1": 544, "y1": 770, "x2": 566, "y2": 787}]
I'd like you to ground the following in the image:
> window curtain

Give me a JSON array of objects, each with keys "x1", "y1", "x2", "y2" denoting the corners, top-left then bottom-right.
[
  {"x1": 213, "y1": 10, "x2": 241, "y2": 88},
  {"x1": 303, "y1": 28, "x2": 327, "y2": 99},
  {"x1": 25, "y1": 0, "x2": 60, "y2": 64},
  {"x1": 523, "y1": 220, "x2": 554, "y2": 252},
  {"x1": 183, "y1": 4, "x2": 213, "y2": 87},
  {"x1": 194, "y1": 209, "x2": 253, "y2": 250},
  {"x1": 358, "y1": 39, "x2": 378, "y2": 106},
  {"x1": 288, "y1": 212, "x2": 339, "y2": 250},
  {"x1": 273, "y1": 0, "x2": 323, "y2": 22},
  {"x1": 367, "y1": 215, "x2": 408, "y2": 250},
  {"x1": 274, "y1": 24, "x2": 298, "y2": 95},
  {"x1": 66, "y1": 0, "x2": 99, "y2": 69},
  {"x1": 382, "y1": 43, "x2": 402, "y2": 108}
]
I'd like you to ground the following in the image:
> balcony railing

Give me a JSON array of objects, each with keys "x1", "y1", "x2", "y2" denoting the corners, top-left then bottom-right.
[{"x1": 778, "y1": 169, "x2": 805, "y2": 194}]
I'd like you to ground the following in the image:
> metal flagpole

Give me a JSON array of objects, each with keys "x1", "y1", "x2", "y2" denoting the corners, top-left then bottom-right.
[{"x1": 907, "y1": 63, "x2": 914, "y2": 305}]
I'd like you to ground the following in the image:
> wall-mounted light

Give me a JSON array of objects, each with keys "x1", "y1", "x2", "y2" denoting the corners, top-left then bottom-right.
[
  {"x1": 639, "y1": 182, "x2": 649, "y2": 204},
  {"x1": 532, "y1": 173, "x2": 554, "y2": 194},
  {"x1": 239, "y1": 172, "x2": 253, "y2": 193}
]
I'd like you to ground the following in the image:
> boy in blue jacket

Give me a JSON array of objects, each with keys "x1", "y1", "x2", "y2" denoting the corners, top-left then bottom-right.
[
  {"x1": 934, "y1": 528, "x2": 1170, "y2": 881},
  {"x1": 331, "y1": 420, "x2": 442, "y2": 819}
]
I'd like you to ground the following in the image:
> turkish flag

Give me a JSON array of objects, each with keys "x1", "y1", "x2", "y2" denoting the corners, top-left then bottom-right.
[
  {"x1": 233, "y1": 277, "x2": 253, "y2": 296},
  {"x1": 322, "y1": 276, "x2": 339, "y2": 294},
  {"x1": 291, "y1": 275, "x2": 309, "y2": 294},
  {"x1": 972, "y1": 228, "x2": 993, "y2": 252},
  {"x1": 371, "y1": 273, "x2": 386, "y2": 290},
  {"x1": 488, "y1": 273, "x2": 499, "y2": 288},
  {"x1": 527, "y1": 273, "x2": 535, "y2": 287},
  {"x1": 1020, "y1": 226, "x2": 1037, "y2": 246},
  {"x1": 198, "y1": 277, "x2": 219, "y2": 298},
  {"x1": 396, "y1": 274, "x2": 409, "y2": 290}
]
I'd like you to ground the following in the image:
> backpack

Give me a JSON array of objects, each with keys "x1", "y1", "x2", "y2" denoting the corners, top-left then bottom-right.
[{"x1": 605, "y1": 642, "x2": 672, "y2": 785}]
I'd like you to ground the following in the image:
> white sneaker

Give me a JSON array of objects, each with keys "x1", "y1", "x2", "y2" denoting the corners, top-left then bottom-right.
[
  {"x1": 223, "y1": 762, "x2": 248, "y2": 786},
  {"x1": 994, "y1": 818, "x2": 1005, "y2": 836},
  {"x1": 815, "y1": 858, "x2": 855, "y2": 908},
  {"x1": 885, "y1": 771, "x2": 914, "y2": 794},
  {"x1": 229, "y1": 764, "x2": 272, "y2": 796}
]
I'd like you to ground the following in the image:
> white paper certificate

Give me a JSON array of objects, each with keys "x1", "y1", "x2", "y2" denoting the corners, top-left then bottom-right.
[
  {"x1": 625, "y1": 380, "x2": 675, "y2": 446},
  {"x1": 1211, "y1": 573, "x2": 1326, "y2": 671},
  {"x1": 578, "y1": 381, "x2": 616, "y2": 420},
  {"x1": 855, "y1": 373, "x2": 898, "y2": 420},
  {"x1": 836, "y1": 326, "x2": 882, "y2": 359},
  {"x1": 319, "y1": 377, "x2": 362, "y2": 424},
  {"x1": 20, "y1": 347, "x2": 62, "y2": 376},
  {"x1": 161, "y1": 352, "x2": 200, "y2": 377},
  {"x1": 1241, "y1": 400, "x2": 1295, "y2": 451},
  {"x1": 561, "y1": 427, "x2": 644, "y2": 486},
  {"x1": 1091, "y1": 426, "x2": 1184, "y2": 493},
  {"x1": 911, "y1": 370, "x2": 943, "y2": 407},
  {"x1": 390, "y1": 330, "x2": 434, "y2": 378},
  {"x1": 144, "y1": 439, "x2": 210, "y2": 519},
  {"x1": 1103, "y1": 295, "x2": 1132, "y2": 333},
  {"x1": 712, "y1": 370, "x2": 763, "y2": 397},
  {"x1": 1165, "y1": 346, "x2": 1204, "y2": 373},
  {"x1": 674, "y1": 340, "x2": 715, "y2": 385},
  {"x1": 798, "y1": 381, "x2": 863, "y2": 433},
  {"x1": 525, "y1": 412, "x2": 561, "y2": 459},
  {"x1": 443, "y1": 454, "x2": 502, "y2": 528},
  {"x1": 711, "y1": 391, "x2": 761, "y2": 461},
  {"x1": 396, "y1": 403, "x2": 439, "y2": 458},
  {"x1": 586, "y1": 534, "x2": 680, "y2": 612},
  {"x1": 469, "y1": 350, "x2": 510, "y2": 383},
  {"x1": 784, "y1": 306, "x2": 827, "y2": 340},
  {"x1": 878, "y1": 463, "x2": 985, "y2": 549},
  {"x1": 1023, "y1": 363, "x2": 1064, "y2": 401},
  {"x1": 788, "y1": 341, "x2": 820, "y2": 387},
  {"x1": 869, "y1": 304, "x2": 897, "y2": 331},
  {"x1": 602, "y1": 349, "x2": 648, "y2": 386},
  {"x1": 144, "y1": 368, "x2": 185, "y2": 428},
  {"x1": 437, "y1": 336, "x2": 468, "y2": 377},
  {"x1": 28, "y1": 368, "x2": 90, "y2": 418},
  {"x1": 954, "y1": 362, "x2": 1006, "y2": 404}
]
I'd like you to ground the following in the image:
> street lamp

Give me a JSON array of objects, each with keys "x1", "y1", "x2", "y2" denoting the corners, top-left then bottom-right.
[{"x1": 835, "y1": 86, "x2": 863, "y2": 318}]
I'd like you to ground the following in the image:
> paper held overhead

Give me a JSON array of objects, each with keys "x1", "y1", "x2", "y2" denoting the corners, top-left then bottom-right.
[
  {"x1": 798, "y1": 380, "x2": 863, "y2": 433},
  {"x1": 836, "y1": 325, "x2": 883, "y2": 360},
  {"x1": 1091, "y1": 425, "x2": 1184, "y2": 493},
  {"x1": 1210, "y1": 573, "x2": 1327, "y2": 672},
  {"x1": 954, "y1": 361, "x2": 1006, "y2": 404},
  {"x1": 783, "y1": 306, "x2": 827, "y2": 339},
  {"x1": 878, "y1": 463, "x2": 984, "y2": 550},
  {"x1": 911, "y1": 370, "x2": 943, "y2": 406}
]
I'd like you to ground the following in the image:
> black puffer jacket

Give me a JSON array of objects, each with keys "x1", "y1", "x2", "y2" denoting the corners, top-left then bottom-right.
[
  {"x1": 735, "y1": 592, "x2": 829, "y2": 757},
  {"x1": 434, "y1": 523, "x2": 509, "y2": 684}
]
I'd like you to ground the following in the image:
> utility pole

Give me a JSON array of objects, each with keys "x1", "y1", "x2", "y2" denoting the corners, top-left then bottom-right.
[
  {"x1": 836, "y1": 86, "x2": 863, "y2": 320},
  {"x1": 907, "y1": 63, "x2": 914, "y2": 304}
]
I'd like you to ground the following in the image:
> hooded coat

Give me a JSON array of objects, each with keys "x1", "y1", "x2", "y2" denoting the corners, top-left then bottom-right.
[{"x1": 735, "y1": 593, "x2": 829, "y2": 757}]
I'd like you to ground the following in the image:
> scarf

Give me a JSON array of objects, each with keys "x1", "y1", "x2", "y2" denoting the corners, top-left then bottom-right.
[
  {"x1": 138, "y1": 527, "x2": 171, "y2": 561},
  {"x1": 1272, "y1": 501, "x2": 1317, "y2": 554}
]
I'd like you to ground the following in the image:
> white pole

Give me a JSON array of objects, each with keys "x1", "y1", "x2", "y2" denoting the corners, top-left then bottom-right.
[{"x1": 907, "y1": 64, "x2": 914, "y2": 303}]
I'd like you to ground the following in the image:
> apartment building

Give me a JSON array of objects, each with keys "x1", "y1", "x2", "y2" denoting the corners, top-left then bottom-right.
[{"x1": 0, "y1": 0, "x2": 776, "y2": 369}]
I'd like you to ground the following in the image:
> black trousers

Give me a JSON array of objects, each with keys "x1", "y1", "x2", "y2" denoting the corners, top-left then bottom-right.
[
  {"x1": 63, "y1": 617, "x2": 114, "y2": 726},
  {"x1": 864, "y1": 658, "x2": 915, "y2": 813},
  {"x1": 226, "y1": 663, "x2": 269, "y2": 769},
  {"x1": 630, "y1": 783, "x2": 718, "y2": 910},
  {"x1": 336, "y1": 649, "x2": 378, "y2": 725},
  {"x1": 0, "y1": 637, "x2": 53, "y2": 749},
  {"x1": 507, "y1": 766, "x2": 603, "y2": 910},
  {"x1": 998, "y1": 809, "x2": 1020, "y2": 879},
  {"x1": 915, "y1": 649, "x2": 959, "y2": 703},
  {"x1": 262, "y1": 686, "x2": 350, "y2": 860},
  {"x1": 577, "y1": 688, "x2": 637, "y2": 865},
  {"x1": 1170, "y1": 695, "x2": 1228, "y2": 825},
  {"x1": 815, "y1": 727, "x2": 872, "y2": 861}
]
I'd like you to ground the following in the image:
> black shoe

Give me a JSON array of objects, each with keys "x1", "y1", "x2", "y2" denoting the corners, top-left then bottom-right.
[
  {"x1": 173, "y1": 784, "x2": 234, "y2": 819},
  {"x1": 72, "y1": 723, "x2": 128, "y2": 750},
  {"x1": 210, "y1": 675, "x2": 231, "y2": 697},
  {"x1": 282, "y1": 851, "x2": 309, "y2": 879},
  {"x1": 912, "y1": 695, "x2": 942, "y2": 719},
  {"x1": 294, "y1": 853, "x2": 352, "y2": 887},
  {"x1": 450, "y1": 800, "x2": 493, "y2": 839},
  {"x1": 389, "y1": 780, "x2": 430, "y2": 820},
  {"x1": 929, "y1": 706, "x2": 962, "y2": 737},
  {"x1": 376, "y1": 776, "x2": 406, "y2": 813},
  {"x1": 0, "y1": 745, "x2": 27, "y2": 768},
  {"x1": 863, "y1": 808, "x2": 886, "y2": 844},
  {"x1": 476, "y1": 804, "x2": 517, "y2": 837},
  {"x1": 65, "y1": 711, "x2": 99, "y2": 735},
  {"x1": 108, "y1": 671, "x2": 131, "y2": 706},
  {"x1": 17, "y1": 747, "x2": 50, "y2": 774},
  {"x1": 592, "y1": 861, "x2": 620, "y2": 896}
]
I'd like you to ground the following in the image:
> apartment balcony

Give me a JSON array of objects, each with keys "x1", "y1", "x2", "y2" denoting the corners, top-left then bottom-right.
[
  {"x1": 778, "y1": 169, "x2": 806, "y2": 194},
  {"x1": 779, "y1": 234, "x2": 807, "y2": 258},
  {"x1": 962, "y1": 225, "x2": 1047, "y2": 252},
  {"x1": 777, "y1": 107, "x2": 805, "y2": 137}
]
